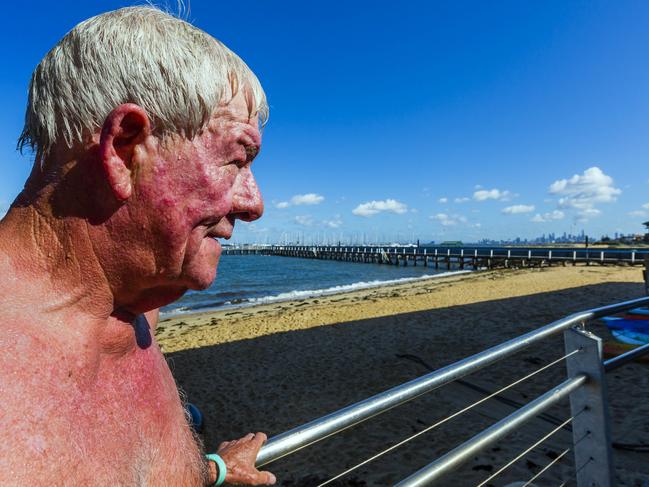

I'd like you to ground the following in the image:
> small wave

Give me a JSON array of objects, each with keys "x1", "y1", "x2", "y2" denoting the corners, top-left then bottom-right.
[{"x1": 160, "y1": 270, "x2": 471, "y2": 318}]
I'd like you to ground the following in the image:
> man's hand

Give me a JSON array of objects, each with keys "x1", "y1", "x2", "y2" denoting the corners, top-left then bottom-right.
[{"x1": 210, "y1": 432, "x2": 276, "y2": 486}]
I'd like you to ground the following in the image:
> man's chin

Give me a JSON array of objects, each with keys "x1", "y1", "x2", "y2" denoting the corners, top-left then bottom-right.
[
  {"x1": 126, "y1": 286, "x2": 189, "y2": 314},
  {"x1": 178, "y1": 237, "x2": 220, "y2": 290},
  {"x1": 186, "y1": 268, "x2": 218, "y2": 291},
  {"x1": 182, "y1": 258, "x2": 219, "y2": 291}
]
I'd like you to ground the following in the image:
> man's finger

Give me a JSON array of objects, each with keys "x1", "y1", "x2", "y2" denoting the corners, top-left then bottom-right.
[
  {"x1": 253, "y1": 470, "x2": 276, "y2": 485},
  {"x1": 261, "y1": 470, "x2": 276, "y2": 484},
  {"x1": 252, "y1": 431, "x2": 267, "y2": 448},
  {"x1": 243, "y1": 432, "x2": 255, "y2": 441}
]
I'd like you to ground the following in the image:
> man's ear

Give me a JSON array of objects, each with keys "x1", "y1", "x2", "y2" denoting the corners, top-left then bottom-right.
[{"x1": 99, "y1": 104, "x2": 151, "y2": 201}]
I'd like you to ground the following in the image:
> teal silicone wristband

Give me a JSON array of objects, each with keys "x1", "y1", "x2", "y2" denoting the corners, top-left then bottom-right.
[{"x1": 205, "y1": 453, "x2": 227, "y2": 487}]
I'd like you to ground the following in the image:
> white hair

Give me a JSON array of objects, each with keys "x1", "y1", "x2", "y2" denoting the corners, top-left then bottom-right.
[{"x1": 18, "y1": 6, "x2": 268, "y2": 160}]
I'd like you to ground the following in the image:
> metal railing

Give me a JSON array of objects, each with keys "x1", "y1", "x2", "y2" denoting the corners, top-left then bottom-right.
[{"x1": 251, "y1": 295, "x2": 649, "y2": 485}]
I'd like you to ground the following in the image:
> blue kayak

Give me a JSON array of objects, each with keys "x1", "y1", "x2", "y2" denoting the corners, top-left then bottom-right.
[
  {"x1": 602, "y1": 315, "x2": 649, "y2": 345},
  {"x1": 626, "y1": 307, "x2": 649, "y2": 317}
]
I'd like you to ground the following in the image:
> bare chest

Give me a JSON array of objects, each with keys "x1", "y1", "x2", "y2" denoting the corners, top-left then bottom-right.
[{"x1": 0, "y1": 323, "x2": 204, "y2": 486}]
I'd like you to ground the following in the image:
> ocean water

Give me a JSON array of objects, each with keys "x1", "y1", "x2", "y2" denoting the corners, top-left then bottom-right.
[{"x1": 161, "y1": 254, "x2": 467, "y2": 316}]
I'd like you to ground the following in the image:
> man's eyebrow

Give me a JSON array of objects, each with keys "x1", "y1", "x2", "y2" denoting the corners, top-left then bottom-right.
[
  {"x1": 216, "y1": 108, "x2": 257, "y2": 125},
  {"x1": 217, "y1": 112, "x2": 240, "y2": 122}
]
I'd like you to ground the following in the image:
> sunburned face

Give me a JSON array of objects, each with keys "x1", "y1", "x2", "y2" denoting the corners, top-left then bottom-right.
[{"x1": 133, "y1": 92, "x2": 263, "y2": 292}]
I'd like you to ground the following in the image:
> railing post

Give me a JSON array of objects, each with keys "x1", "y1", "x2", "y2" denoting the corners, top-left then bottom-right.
[
  {"x1": 563, "y1": 327, "x2": 613, "y2": 487},
  {"x1": 644, "y1": 256, "x2": 649, "y2": 295}
]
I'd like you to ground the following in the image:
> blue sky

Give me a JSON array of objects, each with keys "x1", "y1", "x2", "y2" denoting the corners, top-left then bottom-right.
[{"x1": 1, "y1": 1, "x2": 649, "y2": 244}]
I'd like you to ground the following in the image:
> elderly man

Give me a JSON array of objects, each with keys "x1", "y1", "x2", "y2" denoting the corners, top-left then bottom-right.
[{"x1": 0, "y1": 7, "x2": 275, "y2": 487}]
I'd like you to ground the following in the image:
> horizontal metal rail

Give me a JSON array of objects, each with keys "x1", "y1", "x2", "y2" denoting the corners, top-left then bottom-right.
[
  {"x1": 603, "y1": 341, "x2": 649, "y2": 372},
  {"x1": 255, "y1": 295, "x2": 649, "y2": 467},
  {"x1": 394, "y1": 374, "x2": 587, "y2": 487}
]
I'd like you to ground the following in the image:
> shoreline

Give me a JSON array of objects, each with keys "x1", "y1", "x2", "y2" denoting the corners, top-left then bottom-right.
[
  {"x1": 159, "y1": 269, "x2": 473, "y2": 319},
  {"x1": 157, "y1": 265, "x2": 644, "y2": 353}
]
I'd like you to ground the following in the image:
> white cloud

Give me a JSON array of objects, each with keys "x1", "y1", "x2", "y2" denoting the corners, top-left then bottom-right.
[
  {"x1": 627, "y1": 203, "x2": 649, "y2": 220},
  {"x1": 352, "y1": 199, "x2": 408, "y2": 217},
  {"x1": 431, "y1": 213, "x2": 454, "y2": 225},
  {"x1": 294, "y1": 215, "x2": 314, "y2": 226},
  {"x1": 276, "y1": 193, "x2": 325, "y2": 209},
  {"x1": 291, "y1": 193, "x2": 324, "y2": 205},
  {"x1": 246, "y1": 223, "x2": 269, "y2": 233},
  {"x1": 430, "y1": 213, "x2": 467, "y2": 226},
  {"x1": 454, "y1": 197, "x2": 470, "y2": 203},
  {"x1": 502, "y1": 204, "x2": 535, "y2": 215},
  {"x1": 438, "y1": 197, "x2": 448, "y2": 204},
  {"x1": 548, "y1": 167, "x2": 620, "y2": 220},
  {"x1": 531, "y1": 210, "x2": 565, "y2": 223},
  {"x1": 578, "y1": 208, "x2": 600, "y2": 219},
  {"x1": 473, "y1": 188, "x2": 513, "y2": 202},
  {"x1": 323, "y1": 216, "x2": 343, "y2": 228}
]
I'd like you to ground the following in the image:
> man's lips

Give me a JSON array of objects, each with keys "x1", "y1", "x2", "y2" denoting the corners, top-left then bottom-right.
[
  {"x1": 203, "y1": 217, "x2": 235, "y2": 240},
  {"x1": 206, "y1": 224, "x2": 232, "y2": 240}
]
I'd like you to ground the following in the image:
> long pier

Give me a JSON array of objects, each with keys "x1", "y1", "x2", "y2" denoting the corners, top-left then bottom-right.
[{"x1": 222, "y1": 245, "x2": 648, "y2": 270}]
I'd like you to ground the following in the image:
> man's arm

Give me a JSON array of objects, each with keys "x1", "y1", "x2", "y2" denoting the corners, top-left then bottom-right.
[{"x1": 143, "y1": 308, "x2": 275, "y2": 485}]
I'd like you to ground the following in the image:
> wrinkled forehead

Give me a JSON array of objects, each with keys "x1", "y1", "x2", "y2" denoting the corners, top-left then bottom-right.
[{"x1": 210, "y1": 94, "x2": 262, "y2": 145}]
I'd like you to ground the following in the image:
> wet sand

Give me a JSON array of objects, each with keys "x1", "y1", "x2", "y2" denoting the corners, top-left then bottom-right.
[{"x1": 158, "y1": 265, "x2": 649, "y2": 486}]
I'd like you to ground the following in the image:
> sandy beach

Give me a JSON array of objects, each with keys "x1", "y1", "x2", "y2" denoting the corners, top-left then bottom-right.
[{"x1": 158, "y1": 265, "x2": 649, "y2": 486}]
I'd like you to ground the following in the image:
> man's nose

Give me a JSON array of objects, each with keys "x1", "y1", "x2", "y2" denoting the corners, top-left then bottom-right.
[{"x1": 230, "y1": 168, "x2": 264, "y2": 222}]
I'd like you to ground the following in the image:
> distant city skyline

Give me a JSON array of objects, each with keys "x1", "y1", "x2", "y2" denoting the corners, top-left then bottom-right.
[{"x1": 2, "y1": 1, "x2": 649, "y2": 243}]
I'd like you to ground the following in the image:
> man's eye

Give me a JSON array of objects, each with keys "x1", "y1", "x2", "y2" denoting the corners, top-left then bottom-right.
[{"x1": 245, "y1": 146, "x2": 259, "y2": 161}]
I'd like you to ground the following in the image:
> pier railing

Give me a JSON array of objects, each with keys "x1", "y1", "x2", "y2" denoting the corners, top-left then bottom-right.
[
  {"x1": 223, "y1": 245, "x2": 648, "y2": 269},
  {"x1": 250, "y1": 295, "x2": 649, "y2": 486}
]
